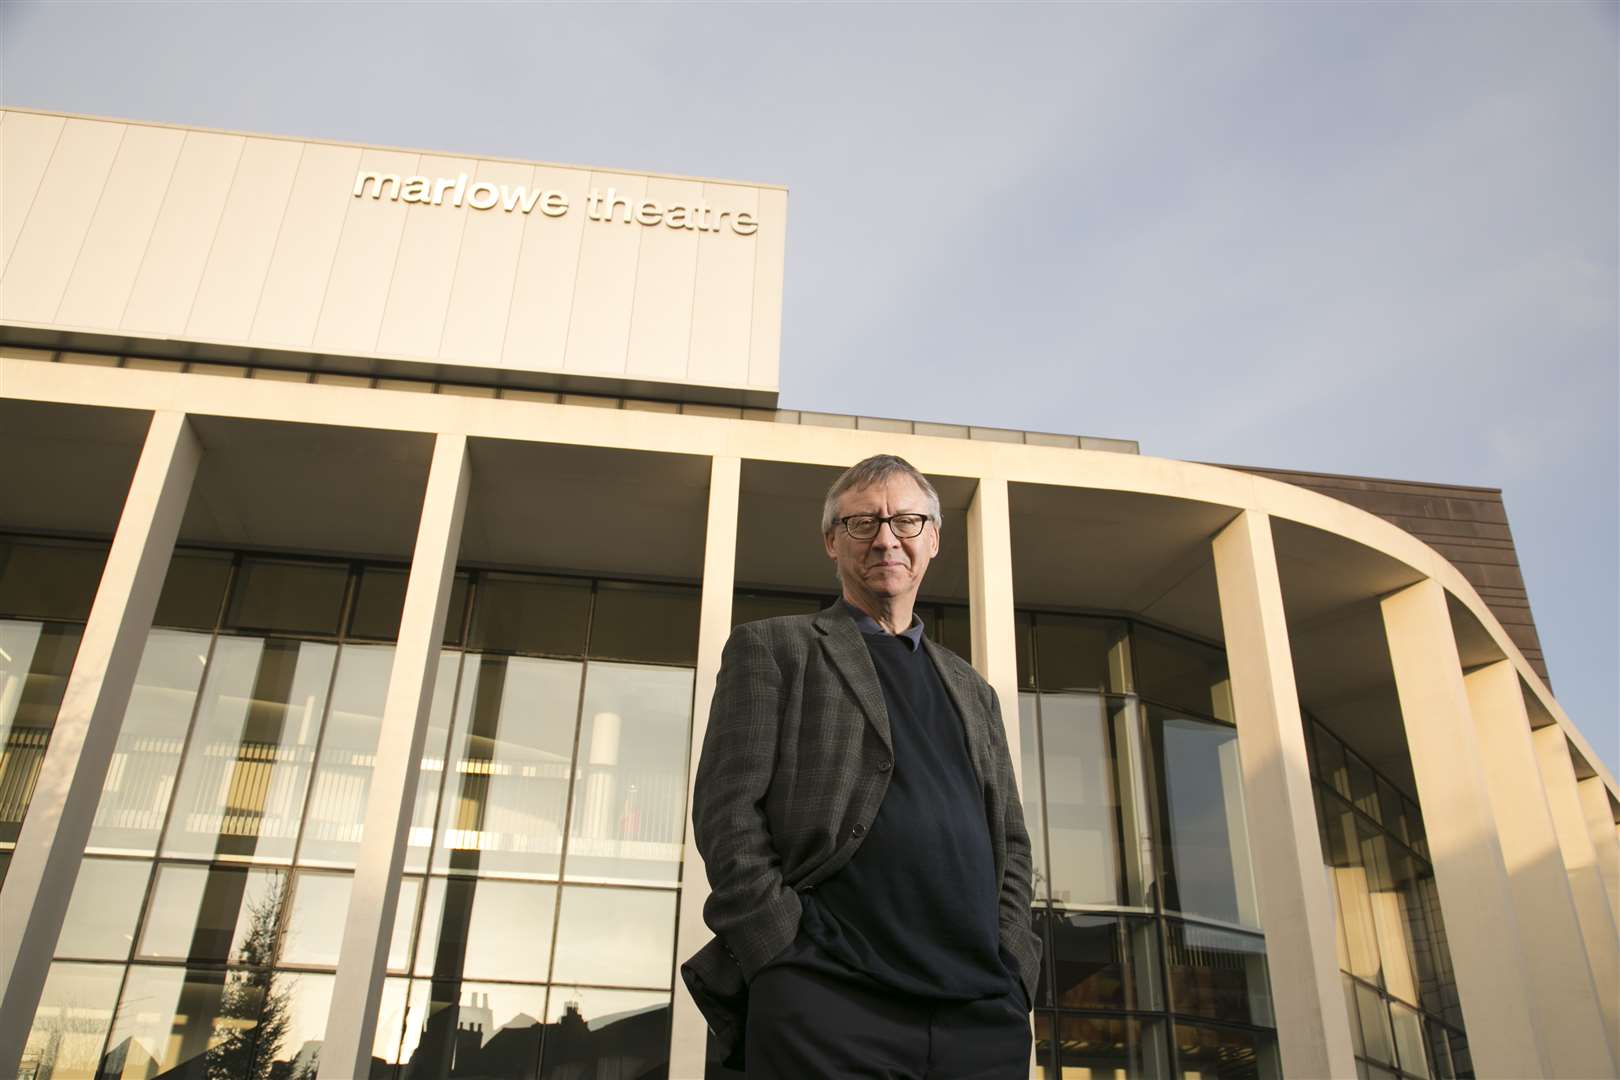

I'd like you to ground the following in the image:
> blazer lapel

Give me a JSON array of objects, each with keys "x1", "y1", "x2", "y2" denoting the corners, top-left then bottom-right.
[
  {"x1": 924, "y1": 638, "x2": 989, "y2": 788},
  {"x1": 813, "y1": 604, "x2": 893, "y2": 753}
]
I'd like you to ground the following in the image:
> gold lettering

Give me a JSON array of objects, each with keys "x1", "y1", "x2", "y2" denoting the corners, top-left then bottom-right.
[
  {"x1": 586, "y1": 189, "x2": 604, "y2": 220},
  {"x1": 664, "y1": 205, "x2": 691, "y2": 229},
  {"x1": 714, "y1": 209, "x2": 732, "y2": 233},
  {"x1": 731, "y1": 211, "x2": 759, "y2": 237},
  {"x1": 635, "y1": 200, "x2": 663, "y2": 226},
  {"x1": 432, "y1": 174, "x2": 467, "y2": 206},
  {"x1": 602, "y1": 187, "x2": 634, "y2": 224},
  {"x1": 541, "y1": 191, "x2": 569, "y2": 217},
  {"x1": 468, "y1": 181, "x2": 500, "y2": 211},
  {"x1": 502, "y1": 184, "x2": 546, "y2": 214}
]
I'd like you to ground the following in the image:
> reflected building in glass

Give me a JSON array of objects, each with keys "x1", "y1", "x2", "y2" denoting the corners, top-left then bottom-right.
[{"x1": 2, "y1": 109, "x2": 1615, "y2": 1080}]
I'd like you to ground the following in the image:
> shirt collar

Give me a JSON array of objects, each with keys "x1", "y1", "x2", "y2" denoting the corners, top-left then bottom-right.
[{"x1": 840, "y1": 599, "x2": 925, "y2": 652}]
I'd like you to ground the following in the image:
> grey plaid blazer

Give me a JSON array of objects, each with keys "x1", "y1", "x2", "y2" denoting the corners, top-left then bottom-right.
[{"x1": 680, "y1": 603, "x2": 1041, "y2": 1064}]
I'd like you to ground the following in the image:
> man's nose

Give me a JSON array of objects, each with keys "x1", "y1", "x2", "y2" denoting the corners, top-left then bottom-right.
[{"x1": 870, "y1": 520, "x2": 902, "y2": 546}]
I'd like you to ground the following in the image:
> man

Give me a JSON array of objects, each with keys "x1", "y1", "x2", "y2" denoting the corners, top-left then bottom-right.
[{"x1": 682, "y1": 454, "x2": 1040, "y2": 1079}]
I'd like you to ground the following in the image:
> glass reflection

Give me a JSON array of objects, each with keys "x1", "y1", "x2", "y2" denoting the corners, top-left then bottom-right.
[
  {"x1": 433, "y1": 656, "x2": 582, "y2": 878},
  {"x1": 414, "y1": 876, "x2": 558, "y2": 982},
  {"x1": 1164, "y1": 920, "x2": 1272, "y2": 1027},
  {"x1": 1172, "y1": 1022, "x2": 1280, "y2": 1080},
  {"x1": 20, "y1": 961, "x2": 122, "y2": 1080},
  {"x1": 88, "y1": 630, "x2": 211, "y2": 853},
  {"x1": 0, "y1": 539, "x2": 106, "y2": 621},
  {"x1": 1048, "y1": 912, "x2": 1162, "y2": 1012},
  {"x1": 588, "y1": 582, "x2": 699, "y2": 665},
  {"x1": 0, "y1": 621, "x2": 82, "y2": 842},
  {"x1": 405, "y1": 652, "x2": 462, "y2": 873},
  {"x1": 300, "y1": 644, "x2": 394, "y2": 866},
  {"x1": 400, "y1": 980, "x2": 547, "y2": 1080},
  {"x1": 539, "y1": 989, "x2": 670, "y2": 1080},
  {"x1": 1038, "y1": 693, "x2": 1123, "y2": 906},
  {"x1": 1033, "y1": 614, "x2": 1130, "y2": 693},
  {"x1": 550, "y1": 886, "x2": 677, "y2": 988},
  {"x1": 1055, "y1": 1015, "x2": 1168, "y2": 1080},
  {"x1": 371, "y1": 977, "x2": 413, "y2": 1076},
  {"x1": 99, "y1": 965, "x2": 331, "y2": 1080},
  {"x1": 163, "y1": 637, "x2": 336, "y2": 862},
  {"x1": 1016, "y1": 693, "x2": 1048, "y2": 902},
  {"x1": 1149, "y1": 709, "x2": 1259, "y2": 928},
  {"x1": 138, "y1": 864, "x2": 288, "y2": 965},
  {"x1": 280, "y1": 871, "x2": 352, "y2": 968},
  {"x1": 151, "y1": 550, "x2": 231, "y2": 631},
  {"x1": 55, "y1": 858, "x2": 149, "y2": 961},
  {"x1": 1133, "y1": 626, "x2": 1231, "y2": 721},
  {"x1": 225, "y1": 558, "x2": 348, "y2": 636},
  {"x1": 564, "y1": 663, "x2": 694, "y2": 884}
]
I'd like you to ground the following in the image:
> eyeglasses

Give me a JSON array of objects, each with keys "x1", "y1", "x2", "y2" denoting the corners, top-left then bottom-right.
[{"x1": 835, "y1": 513, "x2": 931, "y2": 540}]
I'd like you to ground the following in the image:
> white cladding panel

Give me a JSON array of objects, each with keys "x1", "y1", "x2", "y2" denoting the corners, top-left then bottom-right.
[{"x1": 0, "y1": 110, "x2": 785, "y2": 400}]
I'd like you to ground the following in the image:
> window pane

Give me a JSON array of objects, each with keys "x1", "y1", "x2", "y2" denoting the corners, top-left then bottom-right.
[
  {"x1": 1355, "y1": 980, "x2": 1395, "y2": 1065},
  {"x1": 1033, "y1": 1011, "x2": 1054, "y2": 1080},
  {"x1": 470, "y1": 573, "x2": 591, "y2": 655},
  {"x1": 731, "y1": 591, "x2": 824, "y2": 629},
  {"x1": 225, "y1": 558, "x2": 349, "y2": 635},
  {"x1": 1050, "y1": 912, "x2": 1124, "y2": 1009},
  {"x1": 101, "y1": 965, "x2": 330, "y2": 1080},
  {"x1": 372, "y1": 977, "x2": 413, "y2": 1071},
  {"x1": 1314, "y1": 721, "x2": 1350, "y2": 799},
  {"x1": 20, "y1": 961, "x2": 123, "y2": 1080},
  {"x1": 0, "y1": 621, "x2": 82, "y2": 843},
  {"x1": 406, "y1": 652, "x2": 463, "y2": 873},
  {"x1": 434, "y1": 655, "x2": 582, "y2": 877},
  {"x1": 0, "y1": 539, "x2": 106, "y2": 622},
  {"x1": 390, "y1": 877, "x2": 422, "y2": 974},
  {"x1": 279, "y1": 870, "x2": 352, "y2": 968},
  {"x1": 1426, "y1": 1019, "x2": 1456, "y2": 1080},
  {"x1": 299, "y1": 644, "x2": 393, "y2": 866},
  {"x1": 1391, "y1": 999, "x2": 1431, "y2": 1078},
  {"x1": 1133, "y1": 625, "x2": 1230, "y2": 721},
  {"x1": 539, "y1": 989, "x2": 670, "y2": 1080},
  {"x1": 1368, "y1": 838, "x2": 1421, "y2": 1006},
  {"x1": 1321, "y1": 791, "x2": 1381, "y2": 982},
  {"x1": 55, "y1": 857, "x2": 150, "y2": 960},
  {"x1": 589, "y1": 582, "x2": 700, "y2": 664},
  {"x1": 1149, "y1": 710, "x2": 1260, "y2": 928},
  {"x1": 163, "y1": 637, "x2": 336, "y2": 862},
  {"x1": 1172, "y1": 1022, "x2": 1280, "y2": 1080},
  {"x1": 1377, "y1": 778, "x2": 1408, "y2": 844},
  {"x1": 1014, "y1": 609, "x2": 1034, "y2": 691},
  {"x1": 1055, "y1": 1015, "x2": 1169, "y2": 1080},
  {"x1": 565, "y1": 662, "x2": 694, "y2": 884},
  {"x1": 1017, "y1": 692, "x2": 1048, "y2": 901},
  {"x1": 399, "y1": 979, "x2": 547, "y2": 1080},
  {"x1": 138, "y1": 864, "x2": 289, "y2": 965},
  {"x1": 349, "y1": 566, "x2": 408, "y2": 640},
  {"x1": 1039, "y1": 692, "x2": 1122, "y2": 906},
  {"x1": 152, "y1": 550, "x2": 231, "y2": 630},
  {"x1": 414, "y1": 876, "x2": 558, "y2": 982},
  {"x1": 88, "y1": 629, "x2": 212, "y2": 853},
  {"x1": 1345, "y1": 750, "x2": 1380, "y2": 821},
  {"x1": 550, "y1": 885, "x2": 677, "y2": 988},
  {"x1": 1164, "y1": 919, "x2": 1273, "y2": 1027},
  {"x1": 1033, "y1": 614, "x2": 1129, "y2": 692}
]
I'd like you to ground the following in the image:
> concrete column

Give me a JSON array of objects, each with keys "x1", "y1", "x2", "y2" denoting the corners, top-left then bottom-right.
[
  {"x1": 1533, "y1": 725, "x2": 1620, "y2": 1063},
  {"x1": 1381, "y1": 579, "x2": 1547, "y2": 1078},
  {"x1": 0, "y1": 411, "x2": 201, "y2": 1078},
  {"x1": 1464, "y1": 661, "x2": 1614, "y2": 1077},
  {"x1": 1577, "y1": 776, "x2": 1620, "y2": 927},
  {"x1": 319, "y1": 434, "x2": 470, "y2": 1080},
  {"x1": 1210, "y1": 510, "x2": 1357, "y2": 1080},
  {"x1": 965, "y1": 476, "x2": 1023, "y2": 789},
  {"x1": 669, "y1": 455, "x2": 740, "y2": 1080}
]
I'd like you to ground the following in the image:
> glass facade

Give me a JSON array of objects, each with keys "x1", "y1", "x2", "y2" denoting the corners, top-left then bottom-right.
[
  {"x1": 1309, "y1": 718, "x2": 1473, "y2": 1080},
  {"x1": 1016, "y1": 611, "x2": 1278, "y2": 1080},
  {"x1": 2, "y1": 538, "x2": 1480, "y2": 1080},
  {"x1": 13, "y1": 539, "x2": 698, "y2": 1080}
]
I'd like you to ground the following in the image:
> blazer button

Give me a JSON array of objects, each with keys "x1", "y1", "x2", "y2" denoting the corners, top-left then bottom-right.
[
  {"x1": 877, "y1": 759, "x2": 893, "y2": 773},
  {"x1": 850, "y1": 823, "x2": 867, "y2": 838}
]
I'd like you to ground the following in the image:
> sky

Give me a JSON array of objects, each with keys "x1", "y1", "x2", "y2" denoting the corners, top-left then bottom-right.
[{"x1": 4, "y1": 2, "x2": 1615, "y2": 776}]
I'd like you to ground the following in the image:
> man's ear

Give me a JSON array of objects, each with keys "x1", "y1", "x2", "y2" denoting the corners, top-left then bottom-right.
[{"x1": 823, "y1": 531, "x2": 838, "y2": 559}]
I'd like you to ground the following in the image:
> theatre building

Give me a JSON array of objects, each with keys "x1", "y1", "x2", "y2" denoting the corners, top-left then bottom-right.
[{"x1": 1, "y1": 108, "x2": 1616, "y2": 1080}]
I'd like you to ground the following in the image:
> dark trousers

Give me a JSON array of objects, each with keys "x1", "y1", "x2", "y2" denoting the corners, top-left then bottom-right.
[{"x1": 744, "y1": 962, "x2": 1031, "y2": 1079}]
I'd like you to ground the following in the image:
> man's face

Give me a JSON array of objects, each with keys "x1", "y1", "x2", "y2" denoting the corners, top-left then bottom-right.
[{"x1": 823, "y1": 474, "x2": 940, "y2": 612}]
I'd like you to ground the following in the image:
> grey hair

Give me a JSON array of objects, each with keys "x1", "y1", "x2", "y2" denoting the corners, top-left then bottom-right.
[{"x1": 820, "y1": 454, "x2": 943, "y2": 535}]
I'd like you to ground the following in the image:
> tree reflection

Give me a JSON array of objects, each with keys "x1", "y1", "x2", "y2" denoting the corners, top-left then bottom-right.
[{"x1": 204, "y1": 874, "x2": 294, "y2": 1080}]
